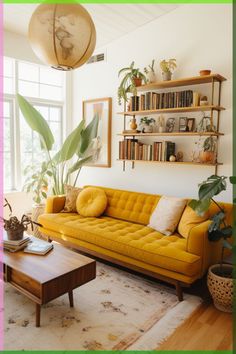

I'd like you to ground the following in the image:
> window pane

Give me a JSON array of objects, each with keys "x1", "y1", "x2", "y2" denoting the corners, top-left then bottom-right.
[
  {"x1": 19, "y1": 80, "x2": 39, "y2": 98},
  {"x1": 4, "y1": 77, "x2": 14, "y2": 94},
  {"x1": 34, "y1": 105, "x2": 49, "y2": 121},
  {"x1": 3, "y1": 101, "x2": 10, "y2": 117},
  {"x1": 50, "y1": 107, "x2": 61, "y2": 122},
  {"x1": 4, "y1": 118, "x2": 11, "y2": 152},
  {"x1": 40, "y1": 84, "x2": 63, "y2": 101},
  {"x1": 4, "y1": 152, "x2": 12, "y2": 190},
  {"x1": 40, "y1": 67, "x2": 63, "y2": 86},
  {"x1": 4, "y1": 57, "x2": 14, "y2": 77},
  {"x1": 18, "y1": 62, "x2": 39, "y2": 82}
]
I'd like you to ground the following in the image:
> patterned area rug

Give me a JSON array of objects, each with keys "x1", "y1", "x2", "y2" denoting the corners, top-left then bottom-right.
[{"x1": 4, "y1": 262, "x2": 201, "y2": 350}]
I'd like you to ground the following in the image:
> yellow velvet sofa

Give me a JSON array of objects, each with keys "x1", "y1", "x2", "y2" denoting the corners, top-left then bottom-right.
[{"x1": 38, "y1": 186, "x2": 232, "y2": 301}]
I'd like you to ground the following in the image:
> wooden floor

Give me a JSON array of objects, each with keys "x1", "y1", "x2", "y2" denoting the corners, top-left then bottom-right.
[{"x1": 157, "y1": 299, "x2": 232, "y2": 351}]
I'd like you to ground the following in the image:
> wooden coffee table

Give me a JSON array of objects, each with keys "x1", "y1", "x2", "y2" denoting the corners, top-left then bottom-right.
[{"x1": 4, "y1": 242, "x2": 96, "y2": 327}]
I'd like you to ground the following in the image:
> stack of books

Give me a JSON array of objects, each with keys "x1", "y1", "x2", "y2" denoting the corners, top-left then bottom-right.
[
  {"x1": 3, "y1": 234, "x2": 31, "y2": 252},
  {"x1": 24, "y1": 238, "x2": 53, "y2": 255}
]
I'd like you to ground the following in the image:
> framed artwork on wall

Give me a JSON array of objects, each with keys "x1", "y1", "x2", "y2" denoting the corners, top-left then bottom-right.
[{"x1": 83, "y1": 97, "x2": 112, "y2": 168}]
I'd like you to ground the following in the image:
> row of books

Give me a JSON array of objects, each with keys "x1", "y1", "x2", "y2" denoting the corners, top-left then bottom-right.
[
  {"x1": 129, "y1": 90, "x2": 194, "y2": 111},
  {"x1": 119, "y1": 139, "x2": 175, "y2": 161}
]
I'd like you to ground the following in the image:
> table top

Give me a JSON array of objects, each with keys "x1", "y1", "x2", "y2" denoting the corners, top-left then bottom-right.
[{"x1": 4, "y1": 241, "x2": 96, "y2": 284}]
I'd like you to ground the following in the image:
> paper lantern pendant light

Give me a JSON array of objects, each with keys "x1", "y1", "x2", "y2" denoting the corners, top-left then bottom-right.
[{"x1": 28, "y1": 3, "x2": 96, "y2": 70}]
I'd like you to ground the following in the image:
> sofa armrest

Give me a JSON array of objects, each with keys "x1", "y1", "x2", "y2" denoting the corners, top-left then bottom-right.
[
  {"x1": 45, "y1": 195, "x2": 66, "y2": 213},
  {"x1": 187, "y1": 220, "x2": 225, "y2": 276}
]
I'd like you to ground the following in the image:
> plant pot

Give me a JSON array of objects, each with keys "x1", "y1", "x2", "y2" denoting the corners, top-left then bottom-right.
[
  {"x1": 162, "y1": 71, "x2": 172, "y2": 81},
  {"x1": 199, "y1": 151, "x2": 216, "y2": 164},
  {"x1": 30, "y1": 204, "x2": 45, "y2": 239},
  {"x1": 6, "y1": 228, "x2": 24, "y2": 241},
  {"x1": 133, "y1": 78, "x2": 142, "y2": 87},
  {"x1": 146, "y1": 71, "x2": 156, "y2": 83},
  {"x1": 143, "y1": 125, "x2": 153, "y2": 133},
  {"x1": 207, "y1": 264, "x2": 233, "y2": 313}
]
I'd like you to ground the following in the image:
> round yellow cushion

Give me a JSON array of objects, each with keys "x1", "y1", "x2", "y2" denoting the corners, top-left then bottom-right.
[{"x1": 76, "y1": 187, "x2": 107, "y2": 217}]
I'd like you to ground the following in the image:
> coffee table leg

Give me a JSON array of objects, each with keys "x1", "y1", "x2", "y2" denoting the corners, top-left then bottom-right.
[
  {"x1": 36, "y1": 304, "x2": 41, "y2": 327},
  {"x1": 68, "y1": 290, "x2": 74, "y2": 307}
]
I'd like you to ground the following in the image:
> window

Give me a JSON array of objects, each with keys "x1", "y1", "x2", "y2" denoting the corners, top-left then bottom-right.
[{"x1": 3, "y1": 57, "x2": 66, "y2": 191}]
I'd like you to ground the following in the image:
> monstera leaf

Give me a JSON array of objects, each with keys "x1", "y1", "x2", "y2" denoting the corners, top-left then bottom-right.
[
  {"x1": 198, "y1": 175, "x2": 227, "y2": 200},
  {"x1": 188, "y1": 198, "x2": 211, "y2": 216}
]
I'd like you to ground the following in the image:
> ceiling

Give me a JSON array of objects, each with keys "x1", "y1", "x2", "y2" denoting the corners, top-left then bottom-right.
[{"x1": 3, "y1": 3, "x2": 179, "y2": 49}]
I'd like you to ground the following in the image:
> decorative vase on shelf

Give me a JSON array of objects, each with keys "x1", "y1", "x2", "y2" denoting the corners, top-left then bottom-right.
[
  {"x1": 130, "y1": 118, "x2": 137, "y2": 131},
  {"x1": 146, "y1": 71, "x2": 156, "y2": 83},
  {"x1": 158, "y1": 126, "x2": 165, "y2": 133},
  {"x1": 162, "y1": 71, "x2": 172, "y2": 81},
  {"x1": 143, "y1": 125, "x2": 153, "y2": 133}
]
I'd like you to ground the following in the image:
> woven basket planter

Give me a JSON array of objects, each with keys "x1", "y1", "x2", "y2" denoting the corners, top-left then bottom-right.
[{"x1": 207, "y1": 264, "x2": 233, "y2": 313}]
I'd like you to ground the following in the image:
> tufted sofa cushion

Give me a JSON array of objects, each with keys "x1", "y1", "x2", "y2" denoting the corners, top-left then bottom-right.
[
  {"x1": 84, "y1": 186, "x2": 159, "y2": 225},
  {"x1": 39, "y1": 212, "x2": 201, "y2": 277}
]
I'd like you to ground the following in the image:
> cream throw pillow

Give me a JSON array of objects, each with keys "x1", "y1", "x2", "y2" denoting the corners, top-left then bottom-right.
[
  {"x1": 148, "y1": 196, "x2": 187, "y2": 236},
  {"x1": 62, "y1": 185, "x2": 82, "y2": 213}
]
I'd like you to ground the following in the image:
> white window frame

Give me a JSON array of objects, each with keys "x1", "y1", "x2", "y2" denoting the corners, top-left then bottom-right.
[{"x1": 3, "y1": 57, "x2": 70, "y2": 192}]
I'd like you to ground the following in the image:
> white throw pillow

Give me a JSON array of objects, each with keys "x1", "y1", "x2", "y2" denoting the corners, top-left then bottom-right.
[{"x1": 148, "y1": 196, "x2": 187, "y2": 236}]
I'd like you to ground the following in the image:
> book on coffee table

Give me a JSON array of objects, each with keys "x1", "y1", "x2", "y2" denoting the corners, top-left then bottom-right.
[
  {"x1": 24, "y1": 239, "x2": 53, "y2": 255},
  {"x1": 3, "y1": 233, "x2": 31, "y2": 252}
]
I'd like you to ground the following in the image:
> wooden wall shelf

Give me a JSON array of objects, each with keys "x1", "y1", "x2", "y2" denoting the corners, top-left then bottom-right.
[
  {"x1": 118, "y1": 132, "x2": 224, "y2": 137},
  {"x1": 118, "y1": 105, "x2": 225, "y2": 116},
  {"x1": 117, "y1": 159, "x2": 223, "y2": 167},
  {"x1": 136, "y1": 74, "x2": 226, "y2": 92}
]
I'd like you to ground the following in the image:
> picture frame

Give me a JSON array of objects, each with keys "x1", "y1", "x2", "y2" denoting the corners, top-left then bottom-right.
[
  {"x1": 83, "y1": 97, "x2": 112, "y2": 168},
  {"x1": 179, "y1": 117, "x2": 187, "y2": 132},
  {"x1": 165, "y1": 118, "x2": 175, "y2": 132},
  {"x1": 186, "y1": 118, "x2": 195, "y2": 132}
]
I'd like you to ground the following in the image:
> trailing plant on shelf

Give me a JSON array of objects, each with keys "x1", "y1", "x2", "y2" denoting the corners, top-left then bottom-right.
[
  {"x1": 199, "y1": 136, "x2": 217, "y2": 163},
  {"x1": 17, "y1": 94, "x2": 99, "y2": 195},
  {"x1": 160, "y1": 58, "x2": 177, "y2": 81},
  {"x1": 2, "y1": 199, "x2": 42, "y2": 240},
  {"x1": 118, "y1": 61, "x2": 147, "y2": 105}
]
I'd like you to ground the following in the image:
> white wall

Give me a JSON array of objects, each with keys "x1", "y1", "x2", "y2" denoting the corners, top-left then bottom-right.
[{"x1": 72, "y1": 4, "x2": 233, "y2": 202}]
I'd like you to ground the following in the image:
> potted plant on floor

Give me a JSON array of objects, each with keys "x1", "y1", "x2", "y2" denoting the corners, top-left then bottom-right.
[
  {"x1": 160, "y1": 59, "x2": 177, "y2": 81},
  {"x1": 199, "y1": 136, "x2": 217, "y2": 164},
  {"x1": 144, "y1": 59, "x2": 156, "y2": 83},
  {"x1": 189, "y1": 175, "x2": 233, "y2": 312},
  {"x1": 118, "y1": 61, "x2": 147, "y2": 105},
  {"x1": 140, "y1": 117, "x2": 156, "y2": 133},
  {"x1": 17, "y1": 94, "x2": 100, "y2": 196}
]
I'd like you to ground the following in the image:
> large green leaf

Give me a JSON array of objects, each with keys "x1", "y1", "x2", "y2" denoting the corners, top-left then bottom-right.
[
  {"x1": 188, "y1": 198, "x2": 211, "y2": 216},
  {"x1": 230, "y1": 176, "x2": 236, "y2": 184},
  {"x1": 17, "y1": 94, "x2": 54, "y2": 151},
  {"x1": 53, "y1": 120, "x2": 85, "y2": 163},
  {"x1": 198, "y1": 175, "x2": 227, "y2": 200},
  {"x1": 79, "y1": 114, "x2": 99, "y2": 155},
  {"x1": 67, "y1": 156, "x2": 93, "y2": 175}
]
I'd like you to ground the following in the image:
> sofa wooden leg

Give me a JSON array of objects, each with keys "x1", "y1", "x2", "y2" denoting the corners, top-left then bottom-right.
[{"x1": 175, "y1": 282, "x2": 183, "y2": 301}]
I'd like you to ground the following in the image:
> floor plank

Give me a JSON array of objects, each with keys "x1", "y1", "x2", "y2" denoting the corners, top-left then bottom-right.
[{"x1": 157, "y1": 303, "x2": 232, "y2": 350}]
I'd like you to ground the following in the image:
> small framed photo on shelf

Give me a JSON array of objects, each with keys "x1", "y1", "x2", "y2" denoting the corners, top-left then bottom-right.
[
  {"x1": 165, "y1": 118, "x2": 175, "y2": 133},
  {"x1": 186, "y1": 118, "x2": 195, "y2": 132},
  {"x1": 179, "y1": 117, "x2": 187, "y2": 132}
]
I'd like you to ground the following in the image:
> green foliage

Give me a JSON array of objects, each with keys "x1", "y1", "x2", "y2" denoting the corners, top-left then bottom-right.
[
  {"x1": 117, "y1": 61, "x2": 147, "y2": 104},
  {"x1": 160, "y1": 59, "x2": 177, "y2": 73},
  {"x1": 18, "y1": 95, "x2": 99, "y2": 196},
  {"x1": 144, "y1": 59, "x2": 155, "y2": 74},
  {"x1": 140, "y1": 117, "x2": 156, "y2": 126},
  {"x1": 203, "y1": 136, "x2": 217, "y2": 152},
  {"x1": 189, "y1": 175, "x2": 232, "y2": 267}
]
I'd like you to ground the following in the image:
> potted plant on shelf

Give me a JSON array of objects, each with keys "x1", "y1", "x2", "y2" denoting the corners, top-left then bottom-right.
[
  {"x1": 2, "y1": 199, "x2": 42, "y2": 241},
  {"x1": 189, "y1": 175, "x2": 233, "y2": 312},
  {"x1": 199, "y1": 136, "x2": 217, "y2": 164},
  {"x1": 23, "y1": 162, "x2": 51, "y2": 238},
  {"x1": 118, "y1": 61, "x2": 147, "y2": 105},
  {"x1": 160, "y1": 58, "x2": 177, "y2": 81},
  {"x1": 17, "y1": 94, "x2": 99, "y2": 196},
  {"x1": 140, "y1": 117, "x2": 156, "y2": 133},
  {"x1": 144, "y1": 59, "x2": 156, "y2": 83}
]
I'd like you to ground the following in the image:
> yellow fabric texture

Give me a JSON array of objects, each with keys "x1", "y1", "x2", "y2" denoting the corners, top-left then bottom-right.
[
  {"x1": 76, "y1": 187, "x2": 107, "y2": 217},
  {"x1": 39, "y1": 213, "x2": 200, "y2": 277},
  {"x1": 84, "y1": 185, "x2": 159, "y2": 225},
  {"x1": 45, "y1": 195, "x2": 66, "y2": 213},
  {"x1": 178, "y1": 206, "x2": 209, "y2": 238}
]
